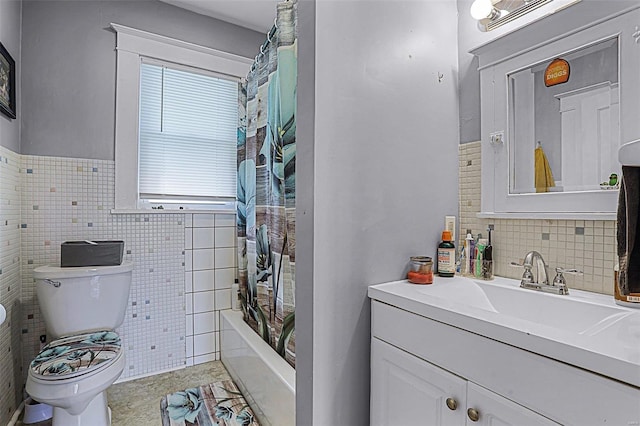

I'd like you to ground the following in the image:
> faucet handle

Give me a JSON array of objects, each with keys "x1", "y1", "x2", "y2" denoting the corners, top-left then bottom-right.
[
  {"x1": 521, "y1": 268, "x2": 534, "y2": 284},
  {"x1": 552, "y1": 267, "x2": 582, "y2": 295},
  {"x1": 511, "y1": 261, "x2": 535, "y2": 286},
  {"x1": 552, "y1": 269, "x2": 567, "y2": 287}
]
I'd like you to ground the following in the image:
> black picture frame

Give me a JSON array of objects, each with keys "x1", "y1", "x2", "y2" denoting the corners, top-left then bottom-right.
[{"x1": 0, "y1": 42, "x2": 16, "y2": 119}]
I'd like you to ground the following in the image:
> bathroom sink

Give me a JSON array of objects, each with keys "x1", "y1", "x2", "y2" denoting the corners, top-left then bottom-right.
[
  {"x1": 414, "y1": 277, "x2": 635, "y2": 335},
  {"x1": 0, "y1": 303, "x2": 5, "y2": 325},
  {"x1": 368, "y1": 275, "x2": 640, "y2": 388}
]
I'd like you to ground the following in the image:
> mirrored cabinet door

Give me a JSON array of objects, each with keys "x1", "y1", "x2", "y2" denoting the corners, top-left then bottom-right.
[{"x1": 475, "y1": 5, "x2": 640, "y2": 217}]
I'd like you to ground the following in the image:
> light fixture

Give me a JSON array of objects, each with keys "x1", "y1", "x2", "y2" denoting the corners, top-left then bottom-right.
[{"x1": 470, "y1": 0, "x2": 504, "y2": 21}]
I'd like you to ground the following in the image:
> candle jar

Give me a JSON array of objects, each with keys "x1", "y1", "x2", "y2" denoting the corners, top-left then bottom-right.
[{"x1": 407, "y1": 256, "x2": 434, "y2": 284}]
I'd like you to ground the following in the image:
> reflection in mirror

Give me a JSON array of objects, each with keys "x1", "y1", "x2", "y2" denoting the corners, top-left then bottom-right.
[{"x1": 509, "y1": 37, "x2": 619, "y2": 195}]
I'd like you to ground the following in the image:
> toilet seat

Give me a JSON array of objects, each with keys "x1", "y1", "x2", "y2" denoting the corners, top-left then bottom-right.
[{"x1": 30, "y1": 331, "x2": 122, "y2": 381}]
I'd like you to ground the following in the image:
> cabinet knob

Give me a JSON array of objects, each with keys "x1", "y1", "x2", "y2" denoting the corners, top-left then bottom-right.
[
  {"x1": 445, "y1": 397, "x2": 457, "y2": 411},
  {"x1": 467, "y1": 407, "x2": 480, "y2": 422}
]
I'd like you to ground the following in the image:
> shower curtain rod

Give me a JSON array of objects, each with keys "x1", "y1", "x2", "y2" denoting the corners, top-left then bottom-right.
[
  {"x1": 250, "y1": 0, "x2": 295, "y2": 73},
  {"x1": 250, "y1": 18, "x2": 278, "y2": 73}
]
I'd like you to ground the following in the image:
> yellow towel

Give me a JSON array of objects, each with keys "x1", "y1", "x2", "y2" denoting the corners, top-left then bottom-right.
[{"x1": 534, "y1": 146, "x2": 555, "y2": 193}]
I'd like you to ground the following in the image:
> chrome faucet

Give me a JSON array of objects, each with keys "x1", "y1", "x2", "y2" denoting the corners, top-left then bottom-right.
[
  {"x1": 523, "y1": 251, "x2": 550, "y2": 287},
  {"x1": 511, "y1": 251, "x2": 580, "y2": 295}
]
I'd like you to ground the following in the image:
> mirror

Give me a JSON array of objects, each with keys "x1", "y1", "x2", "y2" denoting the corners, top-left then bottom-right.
[
  {"x1": 475, "y1": 4, "x2": 639, "y2": 217},
  {"x1": 508, "y1": 37, "x2": 620, "y2": 195}
]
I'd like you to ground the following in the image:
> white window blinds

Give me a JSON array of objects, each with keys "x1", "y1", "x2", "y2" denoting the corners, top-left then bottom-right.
[{"x1": 138, "y1": 61, "x2": 238, "y2": 201}]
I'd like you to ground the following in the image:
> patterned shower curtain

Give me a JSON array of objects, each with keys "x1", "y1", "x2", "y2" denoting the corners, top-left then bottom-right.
[{"x1": 237, "y1": 0, "x2": 297, "y2": 368}]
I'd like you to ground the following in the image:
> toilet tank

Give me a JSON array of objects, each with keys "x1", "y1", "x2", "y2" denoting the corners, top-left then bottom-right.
[{"x1": 33, "y1": 262, "x2": 133, "y2": 338}]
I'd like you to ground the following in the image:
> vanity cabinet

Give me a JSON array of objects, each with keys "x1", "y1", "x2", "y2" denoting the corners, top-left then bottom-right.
[
  {"x1": 370, "y1": 299, "x2": 640, "y2": 425},
  {"x1": 371, "y1": 338, "x2": 558, "y2": 425},
  {"x1": 371, "y1": 337, "x2": 466, "y2": 425}
]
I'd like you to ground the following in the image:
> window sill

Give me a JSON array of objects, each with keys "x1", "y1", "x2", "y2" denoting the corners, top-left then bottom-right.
[{"x1": 110, "y1": 208, "x2": 236, "y2": 215}]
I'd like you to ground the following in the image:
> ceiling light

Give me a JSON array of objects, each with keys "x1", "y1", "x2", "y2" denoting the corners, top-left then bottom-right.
[{"x1": 470, "y1": 0, "x2": 504, "y2": 21}]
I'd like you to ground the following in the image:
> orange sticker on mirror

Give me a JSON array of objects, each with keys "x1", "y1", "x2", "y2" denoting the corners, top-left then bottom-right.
[{"x1": 544, "y1": 58, "x2": 570, "y2": 87}]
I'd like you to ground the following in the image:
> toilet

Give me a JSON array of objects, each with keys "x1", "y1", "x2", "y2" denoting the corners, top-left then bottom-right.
[{"x1": 26, "y1": 262, "x2": 133, "y2": 426}]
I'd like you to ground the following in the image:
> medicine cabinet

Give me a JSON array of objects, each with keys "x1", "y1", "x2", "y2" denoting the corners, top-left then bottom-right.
[{"x1": 473, "y1": 4, "x2": 640, "y2": 218}]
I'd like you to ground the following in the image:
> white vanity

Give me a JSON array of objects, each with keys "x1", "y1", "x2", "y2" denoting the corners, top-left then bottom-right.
[{"x1": 368, "y1": 276, "x2": 640, "y2": 425}]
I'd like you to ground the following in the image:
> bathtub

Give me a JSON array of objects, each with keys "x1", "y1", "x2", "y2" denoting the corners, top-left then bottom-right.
[{"x1": 220, "y1": 310, "x2": 295, "y2": 426}]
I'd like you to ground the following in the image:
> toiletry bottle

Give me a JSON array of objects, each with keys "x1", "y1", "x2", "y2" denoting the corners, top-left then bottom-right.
[
  {"x1": 438, "y1": 230, "x2": 456, "y2": 277},
  {"x1": 473, "y1": 233, "x2": 482, "y2": 277},
  {"x1": 468, "y1": 233, "x2": 475, "y2": 276},
  {"x1": 231, "y1": 280, "x2": 241, "y2": 311},
  {"x1": 475, "y1": 238, "x2": 486, "y2": 278},
  {"x1": 464, "y1": 233, "x2": 473, "y2": 276},
  {"x1": 483, "y1": 228, "x2": 493, "y2": 280}
]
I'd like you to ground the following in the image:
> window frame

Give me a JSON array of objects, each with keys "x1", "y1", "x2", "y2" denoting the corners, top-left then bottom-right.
[{"x1": 111, "y1": 23, "x2": 252, "y2": 210}]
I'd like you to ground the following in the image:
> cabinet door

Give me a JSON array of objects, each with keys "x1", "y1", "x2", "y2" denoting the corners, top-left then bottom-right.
[
  {"x1": 465, "y1": 382, "x2": 559, "y2": 426},
  {"x1": 371, "y1": 338, "x2": 466, "y2": 426}
]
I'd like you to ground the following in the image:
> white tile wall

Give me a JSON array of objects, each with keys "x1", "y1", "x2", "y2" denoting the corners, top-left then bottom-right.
[
  {"x1": 215, "y1": 247, "x2": 235, "y2": 269},
  {"x1": 459, "y1": 142, "x2": 616, "y2": 294},
  {"x1": 184, "y1": 213, "x2": 237, "y2": 365},
  {"x1": 215, "y1": 268, "x2": 235, "y2": 290},
  {"x1": 0, "y1": 146, "x2": 23, "y2": 425},
  {"x1": 20, "y1": 154, "x2": 186, "y2": 381},
  {"x1": 193, "y1": 231, "x2": 215, "y2": 249},
  {"x1": 193, "y1": 291, "x2": 215, "y2": 313},
  {"x1": 193, "y1": 249, "x2": 215, "y2": 270},
  {"x1": 0, "y1": 147, "x2": 239, "y2": 400},
  {"x1": 193, "y1": 270, "x2": 215, "y2": 292}
]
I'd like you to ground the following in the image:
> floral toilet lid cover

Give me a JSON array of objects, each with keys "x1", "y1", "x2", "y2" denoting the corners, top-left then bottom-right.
[{"x1": 30, "y1": 331, "x2": 122, "y2": 380}]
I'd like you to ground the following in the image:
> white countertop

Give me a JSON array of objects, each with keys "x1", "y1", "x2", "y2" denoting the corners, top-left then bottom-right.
[{"x1": 369, "y1": 275, "x2": 640, "y2": 388}]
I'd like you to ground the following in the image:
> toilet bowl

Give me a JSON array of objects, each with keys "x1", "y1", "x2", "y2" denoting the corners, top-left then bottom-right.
[{"x1": 26, "y1": 262, "x2": 133, "y2": 425}]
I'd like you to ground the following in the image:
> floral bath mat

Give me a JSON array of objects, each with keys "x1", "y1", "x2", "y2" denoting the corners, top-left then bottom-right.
[{"x1": 160, "y1": 379, "x2": 259, "y2": 426}]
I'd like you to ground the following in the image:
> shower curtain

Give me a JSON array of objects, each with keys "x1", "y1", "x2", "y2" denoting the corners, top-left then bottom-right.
[{"x1": 237, "y1": 0, "x2": 297, "y2": 368}]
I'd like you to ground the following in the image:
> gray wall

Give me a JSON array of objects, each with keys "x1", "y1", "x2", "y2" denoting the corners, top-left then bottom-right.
[
  {"x1": 457, "y1": 0, "x2": 532, "y2": 144},
  {"x1": 457, "y1": 0, "x2": 482, "y2": 144},
  {"x1": 296, "y1": 1, "x2": 460, "y2": 424},
  {"x1": 0, "y1": 0, "x2": 21, "y2": 152},
  {"x1": 295, "y1": 0, "x2": 315, "y2": 424},
  {"x1": 20, "y1": 0, "x2": 264, "y2": 160}
]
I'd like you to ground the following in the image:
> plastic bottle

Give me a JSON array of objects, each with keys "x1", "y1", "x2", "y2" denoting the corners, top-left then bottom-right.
[
  {"x1": 482, "y1": 228, "x2": 493, "y2": 280},
  {"x1": 231, "y1": 281, "x2": 241, "y2": 311},
  {"x1": 464, "y1": 233, "x2": 473, "y2": 276},
  {"x1": 437, "y1": 230, "x2": 456, "y2": 277},
  {"x1": 475, "y1": 238, "x2": 487, "y2": 278},
  {"x1": 468, "y1": 235, "x2": 475, "y2": 276}
]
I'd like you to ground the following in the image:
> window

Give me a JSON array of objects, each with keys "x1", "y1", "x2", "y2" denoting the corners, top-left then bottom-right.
[
  {"x1": 138, "y1": 61, "x2": 238, "y2": 205},
  {"x1": 111, "y1": 24, "x2": 252, "y2": 210}
]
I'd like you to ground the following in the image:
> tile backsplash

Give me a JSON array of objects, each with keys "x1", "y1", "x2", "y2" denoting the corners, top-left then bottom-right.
[
  {"x1": 459, "y1": 142, "x2": 616, "y2": 295},
  {"x1": 0, "y1": 145, "x2": 235, "y2": 421}
]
